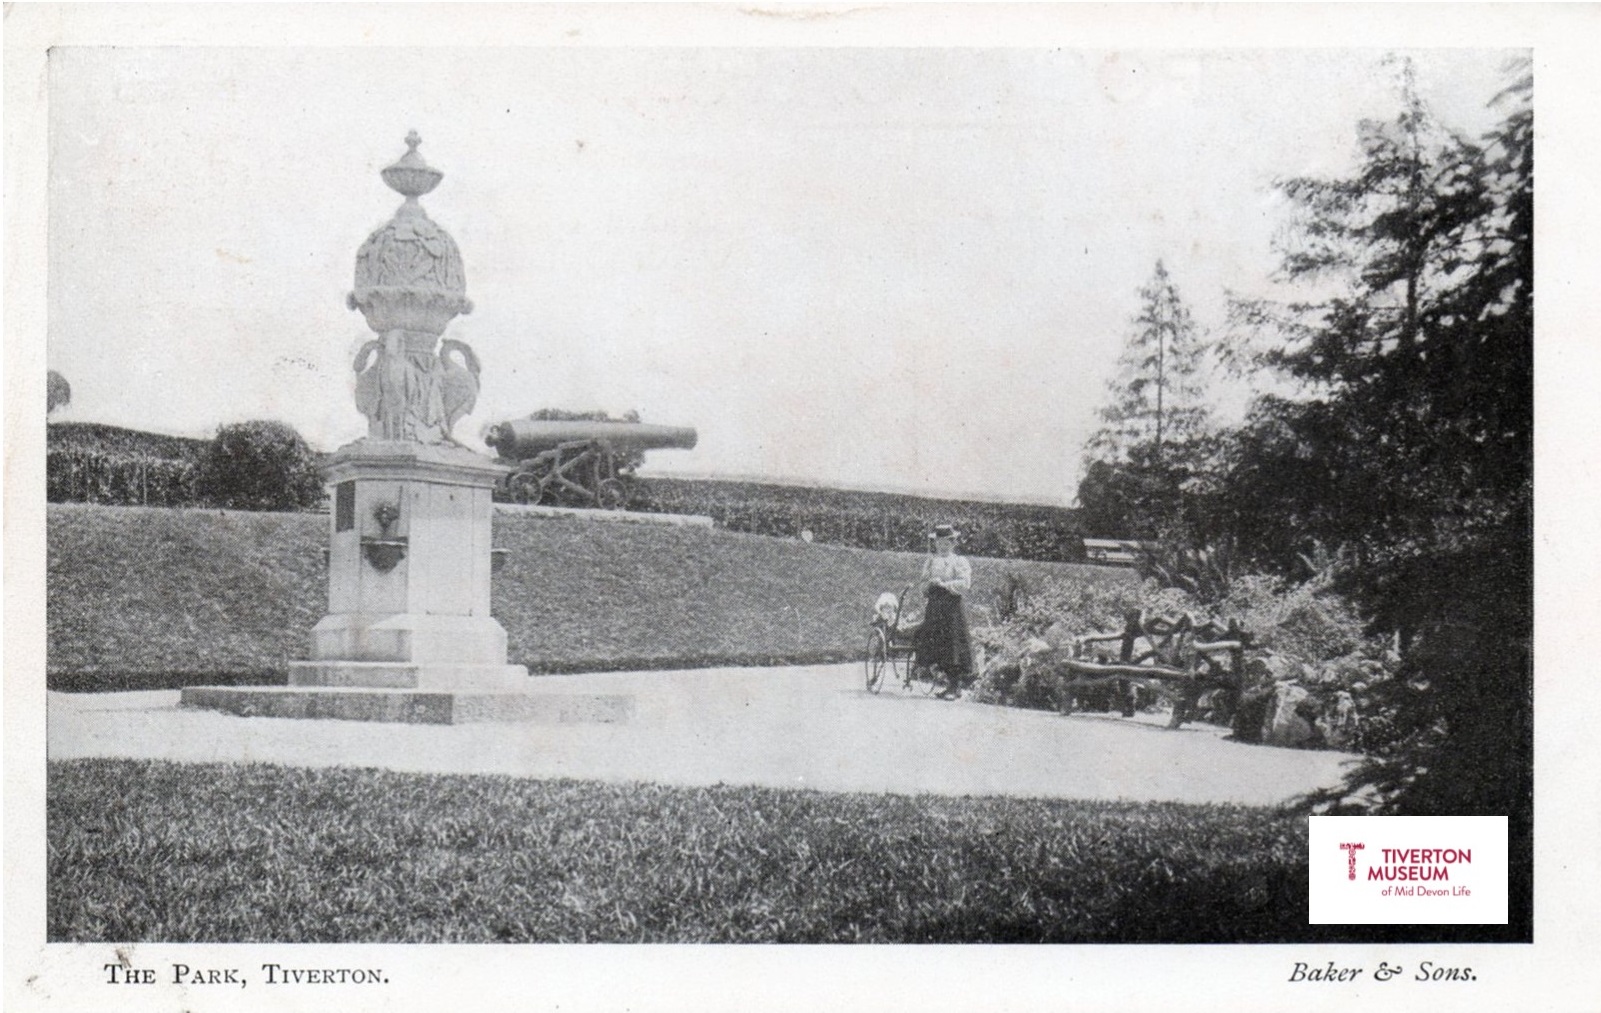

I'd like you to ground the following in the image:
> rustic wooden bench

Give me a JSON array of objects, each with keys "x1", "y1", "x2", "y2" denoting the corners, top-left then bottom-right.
[{"x1": 1055, "y1": 610, "x2": 1251, "y2": 728}]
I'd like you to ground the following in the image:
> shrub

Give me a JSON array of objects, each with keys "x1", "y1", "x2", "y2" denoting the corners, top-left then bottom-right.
[
  {"x1": 198, "y1": 421, "x2": 322, "y2": 511},
  {"x1": 991, "y1": 570, "x2": 1378, "y2": 671},
  {"x1": 969, "y1": 654, "x2": 1076, "y2": 712},
  {"x1": 1136, "y1": 536, "x2": 1238, "y2": 605},
  {"x1": 1000, "y1": 574, "x2": 1147, "y2": 642},
  {"x1": 973, "y1": 567, "x2": 1393, "y2": 729},
  {"x1": 1215, "y1": 572, "x2": 1375, "y2": 667},
  {"x1": 994, "y1": 570, "x2": 1032, "y2": 621},
  {"x1": 971, "y1": 576, "x2": 1147, "y2": 711}
]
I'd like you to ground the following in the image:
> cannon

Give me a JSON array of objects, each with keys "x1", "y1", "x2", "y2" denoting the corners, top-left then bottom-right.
[{"x1": 484, "y1": 419, "x2": 697, "y2": 510}]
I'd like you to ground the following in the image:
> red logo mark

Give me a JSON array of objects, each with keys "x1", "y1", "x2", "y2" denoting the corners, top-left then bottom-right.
[{"x1": 1339, "y1": 842, "x2": 1365, "y2": 880}]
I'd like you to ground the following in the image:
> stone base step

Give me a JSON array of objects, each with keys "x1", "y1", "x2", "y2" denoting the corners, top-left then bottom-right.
[
  {"x1": 179, "y1": 686, "x2": 634, "y2": 725},
  {"x1": 287, "y1": 661, "x2": 529, "y2": 691}
]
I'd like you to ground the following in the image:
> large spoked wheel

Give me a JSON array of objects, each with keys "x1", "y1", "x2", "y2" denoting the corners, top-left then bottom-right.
[
  {"x1": 510, "y1": 472, "x2": 544, "y2": 505},
  {"x1": 865, "y1": 629, "x2": 889, "y2": 693},
  {"x1": 595, "y1": 478, "x2": 628, "y2": 511}
]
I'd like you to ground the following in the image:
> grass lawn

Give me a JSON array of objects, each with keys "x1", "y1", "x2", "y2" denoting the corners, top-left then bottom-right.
[
  {"x1": 51, "y1": 758, "x2": 1332, "y2": 944},
  {"x1": 47, "y1": 503, "x2": 1129, "y2": 687}
]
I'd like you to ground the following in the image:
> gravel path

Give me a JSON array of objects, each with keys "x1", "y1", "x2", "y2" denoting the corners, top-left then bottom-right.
[{"x1": 48, "y1": 664, "x2": 1358, "y2": 806}]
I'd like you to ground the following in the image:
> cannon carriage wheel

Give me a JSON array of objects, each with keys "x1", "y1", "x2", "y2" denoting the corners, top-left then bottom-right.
[
  {"x1": 505, "y1": 439, "x2": 632, "y2": 510},
  {"x1": 594, "y1": 478, "x2": 627, "y2": 511},
  {"x1": 508, "y1": 470, "x2": 544, "y2": 505}
]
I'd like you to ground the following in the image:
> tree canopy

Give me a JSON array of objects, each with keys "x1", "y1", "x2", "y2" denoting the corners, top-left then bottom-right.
[
  {"x1": 47, "y1": 370, "x2": 72, "y2": 415},
  {"x1": 1219, "y1": 59, "x2": 1531, "y2": 588},
  {"x1": 1212, "y1": 59, "x2": 1531, "y2": 871}
]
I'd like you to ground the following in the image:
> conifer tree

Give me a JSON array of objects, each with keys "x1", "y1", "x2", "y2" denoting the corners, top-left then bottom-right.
[
  {"x1": 1078, "y1": 260, "x2": 1214, "y2": 538},
  {"x1": 1219, "y1": 56, "x2": 1520, "y2": 578}
]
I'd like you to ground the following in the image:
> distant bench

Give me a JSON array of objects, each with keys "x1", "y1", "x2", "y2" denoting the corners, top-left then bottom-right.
[{"x1": 1081, "y1": 538, "x2": 1158, "y2": 566}]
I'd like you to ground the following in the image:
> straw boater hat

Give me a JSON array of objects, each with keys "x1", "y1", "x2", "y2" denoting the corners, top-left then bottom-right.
[{"x1": 930, "y1": 524, "x2": 960, "y2": 541}]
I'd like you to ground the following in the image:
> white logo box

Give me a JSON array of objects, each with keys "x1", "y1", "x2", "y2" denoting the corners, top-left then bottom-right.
[{"x1": 1308, "y1": 816, "x2": 1508, "y2": 925}]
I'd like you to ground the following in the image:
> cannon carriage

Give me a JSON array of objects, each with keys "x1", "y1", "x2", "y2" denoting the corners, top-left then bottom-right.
[{"x1": 483, "y1": 419, "x2": 697, "y2": 510}]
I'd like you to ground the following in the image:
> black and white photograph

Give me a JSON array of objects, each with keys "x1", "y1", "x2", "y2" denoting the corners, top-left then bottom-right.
[{"x1": 6, "y1": 5, "x2": 1599, "y2": 1012}]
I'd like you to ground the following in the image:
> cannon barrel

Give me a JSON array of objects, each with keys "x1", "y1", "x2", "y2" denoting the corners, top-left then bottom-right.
[{"x1": 485, "y1": 419, "x2": 698, "y2": 460}]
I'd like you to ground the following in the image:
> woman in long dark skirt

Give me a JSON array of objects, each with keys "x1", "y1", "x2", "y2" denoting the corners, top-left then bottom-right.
[{"x1": 914, "y1": 524, "x2": 973, "y2": 700}]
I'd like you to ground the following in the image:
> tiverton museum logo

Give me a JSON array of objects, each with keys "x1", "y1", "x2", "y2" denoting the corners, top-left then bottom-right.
[
  {"x1": 1339, "y1": 842, "x2": 1473, "y2": 890},
  {"x1": 1339, "y1": 842, "x2": 1364, "y2": 880},
  {"x1": 1309, "y1": 816, "x2": 1506, "y2": 924}
]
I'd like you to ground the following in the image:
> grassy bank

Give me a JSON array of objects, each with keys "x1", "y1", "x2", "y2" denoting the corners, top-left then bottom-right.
[
  {"x1": 47, "y1": 504, "x2": 1127, "y2": 687},
  {"x1": 51, "y1": 759, "x2": 1324, "y2": 944}
]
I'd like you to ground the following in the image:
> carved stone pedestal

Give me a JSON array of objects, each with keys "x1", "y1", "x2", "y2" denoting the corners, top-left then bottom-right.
[
  {"x1": 180, "y1": 443, "x2": 633, "y2": 724},
  {"x1": 294, "y1": 440, "x2": 527, "y2": 683},
  {"x1": 186, "y1": 443, "x2": 511, "y2": 723}
]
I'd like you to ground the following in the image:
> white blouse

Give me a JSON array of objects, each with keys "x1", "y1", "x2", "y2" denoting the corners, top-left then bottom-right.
[{"x1": 921, "y1": 553, "x2": 972, "y2": 596}]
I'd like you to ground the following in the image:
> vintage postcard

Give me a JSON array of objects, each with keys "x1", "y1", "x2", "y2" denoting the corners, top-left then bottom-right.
[{"x1": 6, "y1": 4, "x2": 1599, "y2": 1012}]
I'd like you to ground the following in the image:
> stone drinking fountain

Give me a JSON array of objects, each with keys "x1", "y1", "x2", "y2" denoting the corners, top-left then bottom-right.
[{"x1": 182, "y1": 133, "x2": 630, "y2": 725}]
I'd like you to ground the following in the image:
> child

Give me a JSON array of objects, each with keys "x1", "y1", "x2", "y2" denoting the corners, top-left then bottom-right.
[{"x1": 873, "y1": 591, "x2": 900, "y2": 625}]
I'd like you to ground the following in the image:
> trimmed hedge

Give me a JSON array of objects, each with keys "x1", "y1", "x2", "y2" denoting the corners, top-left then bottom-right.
[
  {"x1": 46, "y1": 421, "x2": 321, "y2": 511},
  {"x1": 632, "y1": 477, "x2": 1086, "y2": 563},
  {"x1": 47, "y1": 448, "x2": 203, "y2": 508},
  {"x1": 47, "y1": 423, "x2": 209, "y2": 506},
  {"x1": 47, "y1": 421, "x2": 210, "y2": 460},
  {"x1": 46, "y1": 422, "x2": 1088, "y2": 562}
]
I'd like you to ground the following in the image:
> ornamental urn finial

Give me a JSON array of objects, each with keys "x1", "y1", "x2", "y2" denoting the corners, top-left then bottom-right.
[
  {"x1": 348, "y1": 130, "x2": 472, "y2": 335},
  {"x1": 380, "y1": 130, "x2": 444, "y2": 200}
]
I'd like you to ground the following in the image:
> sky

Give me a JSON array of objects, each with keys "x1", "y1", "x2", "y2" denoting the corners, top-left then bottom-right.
[{"x1": 46, "y1": 46, "x2": 1517, "y2": 504}]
